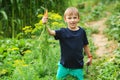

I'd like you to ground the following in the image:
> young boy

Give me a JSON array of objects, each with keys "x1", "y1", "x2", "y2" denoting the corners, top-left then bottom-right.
[{"x1": 42, "y1": 7, "x2": 92, "y2": 80}]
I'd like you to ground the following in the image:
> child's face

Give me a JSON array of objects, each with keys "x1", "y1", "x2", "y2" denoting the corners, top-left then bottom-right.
[{"x1": 64, "y1": 14, "x2": 80, "y2": 29}]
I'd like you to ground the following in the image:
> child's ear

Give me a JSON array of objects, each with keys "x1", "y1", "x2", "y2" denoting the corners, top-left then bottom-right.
[
  {"x1": 64, "y1": 17, "x2": 66, "y2": 22},
  {"x1": 77, "y1": 17, "x2": 80, "y2": 22}
]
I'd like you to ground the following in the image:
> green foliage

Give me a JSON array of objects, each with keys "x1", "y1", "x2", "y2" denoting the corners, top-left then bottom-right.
[
  {"x1": 0, "y1": 38, "x2": 59, "y2": 79},
  {"x1": 0, "y1": 0, "x2": 71, "y2": 38},
  {"x1": 87, "y1": 3, "x2": 105, "y2": 21},
  {"x1": 100, "y1": 0, "x2": 120, "y2": 4},
  {"x1": 114, "y1": 2, "x2": 120, "y2": 13},
  {"x1": 0, "y1": 10, "x2": 8, "y2": 20},
  {"x1": 0, "y1": 11, "x2": 96, "y2": 79},
  {"x1": 12, "y1": 65, "x2": 39, "y2": 80},
  {"x1": 0, "y1": 39, "x2": 32, "y2": 77},
  {"x1": 84, "y1": 53, "x2": 120, "y2": 80},
  {"x1": 105, "y1": 13, "x2": 120, "y2": 42},
  {"x1": 0, "y1": 0, "x2": 120, "y2": 80},
  {"x1": 17, "y1": 12, "x2": 65, "y2": 39},
  {"x1": 65, "y1": 75, "x2": 77, "y2": 80}
]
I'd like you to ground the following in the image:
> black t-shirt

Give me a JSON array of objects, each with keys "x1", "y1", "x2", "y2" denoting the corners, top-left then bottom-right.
[{"x1": 54, "y1": 27, "x2": 89, "y2": 69}]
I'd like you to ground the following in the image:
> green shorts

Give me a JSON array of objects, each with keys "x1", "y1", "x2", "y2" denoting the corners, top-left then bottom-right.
[{"x1": 56, "y1": 63, "x2": 84, "y2": 80}]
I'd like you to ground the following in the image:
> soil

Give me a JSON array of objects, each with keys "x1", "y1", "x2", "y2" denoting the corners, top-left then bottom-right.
[{"x1": 85, "y1": 18, "x2": 118, "y2": 56}]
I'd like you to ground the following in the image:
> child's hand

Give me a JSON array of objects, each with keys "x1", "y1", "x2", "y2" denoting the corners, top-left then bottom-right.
[
  {"x1": 42, "y1": 17, "x2": 48, "y2": 24},
  {"x1": 42, "y1": 10, "x2": 48, "y2": 24},
  {"x1": 86, "y1": 56, "x2": 92, "y2": 66}
]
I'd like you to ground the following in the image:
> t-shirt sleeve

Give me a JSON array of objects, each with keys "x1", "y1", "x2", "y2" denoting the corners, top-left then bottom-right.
[
  {"x1": 83, "y1": 30, "x2": 89, "y2": 45},
  {"x1": 54, "y1": 29, "x2": 62, "y2": 40}
]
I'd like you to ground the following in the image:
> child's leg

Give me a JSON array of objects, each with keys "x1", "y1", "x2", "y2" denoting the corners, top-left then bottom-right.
[
  {"x1": 56, "y1": 63, "x2": 69, "y2": 80},
  {"x1": 69, "y1": 69, "x2": 84, "y2": 80}
]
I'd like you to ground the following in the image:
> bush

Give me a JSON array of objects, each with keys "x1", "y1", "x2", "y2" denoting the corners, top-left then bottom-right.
[{"x1": 105, "y1": 13, "x2": 120, "y2": 42}]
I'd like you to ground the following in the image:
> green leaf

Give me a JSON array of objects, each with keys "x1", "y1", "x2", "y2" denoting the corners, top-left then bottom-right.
[
  {"x1": 10, "y1": 0, "x2": 13, "y2": 4},
  {"x1": 0, "y1": 0, "x2": 2, "y2": 5},
  {"x1": 0, "y1": 47, "x2": 4, "y2": 54},
  {"x1": 0, "y1": 10, "x2": 8, "y2": 20}
]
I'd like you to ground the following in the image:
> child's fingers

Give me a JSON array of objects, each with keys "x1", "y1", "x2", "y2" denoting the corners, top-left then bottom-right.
[
  {"x1": 42, "y1": 17, "x2": 48, "y2": 24},
  {"x1": 86, "y1": 60, "x2": 90, "y2": 66},
  {"x1": 86, "y1": 58, "x2": 92, "y2": 66}
]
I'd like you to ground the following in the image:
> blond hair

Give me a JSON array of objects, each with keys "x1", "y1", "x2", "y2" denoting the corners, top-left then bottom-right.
[{"x1": 64, "y1": 7, "x2": 80, "y2": 18}]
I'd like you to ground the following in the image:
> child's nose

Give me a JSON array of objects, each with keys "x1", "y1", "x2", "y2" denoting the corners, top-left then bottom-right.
[{"x1": 71, "y1": 18, "x2": 74, "y2": 21}]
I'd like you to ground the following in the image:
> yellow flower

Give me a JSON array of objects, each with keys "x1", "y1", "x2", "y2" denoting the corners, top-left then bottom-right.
[
  {"x1": 37, "y1": 14, "x2": 43, "y2": 18},
  {"x1": 52, "y1": 22, "x2": 59, "y2": 26},
  {"x1": 13, "y1": 60, "x2": 25, "y2": 67},
  {"x1": 33, "y1": 22, "x2": 43, "y2": 33},
  {"x1": 25, "y1": 30, "x2": 32, "y2": 33},
  {"x1": 13, "y1": 59, "x2": 28, "y2": 67},
  {"x1": 38, "y1": 20, "x2": 43, "y2": 25},
  {"x1": 54, "y1": 14, "x2": 62, "y2": 20},
  {"x1": 8, "y1": 47, "x2": 19, "y2": 51},
  {"x1": 0, "y1": 69, "x2": 8, "y2": 75},
  {"x1": 22, "y1": 50, "x2": 32, "y2": 54},
  {"x1": 22, "y1": 26, "x2": 32, "y2": 31},
  {"x1": 34, "y1": 20, "x2": 43, "y2": 29},
  {"x1": 25, "y1": 26, "x2": 31, "y2": 28},
  {"x1": 50, "y1": 13, "x2": 62, "y2": 21},
  {"x1": 22, "y1": 64, "x2": 28, "y2": 67},
  {"x1": 11, "y1": 47, "x2": 19, "y2": 50},
  {"x1": 22, "y1": 27, "x2": 26, "y2": 30}
]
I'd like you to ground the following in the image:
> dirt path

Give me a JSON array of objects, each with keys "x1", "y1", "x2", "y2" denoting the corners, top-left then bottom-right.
[{"x1": 85, "y1": 18, "x2": 117, "y2": 56}]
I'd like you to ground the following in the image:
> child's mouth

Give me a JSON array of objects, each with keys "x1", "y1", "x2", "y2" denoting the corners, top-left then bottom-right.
[{"x1": 71, "y1": 23, "x2": 76, "y2": 25}]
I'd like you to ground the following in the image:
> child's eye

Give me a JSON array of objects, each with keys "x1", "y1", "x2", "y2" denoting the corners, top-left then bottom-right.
[
  {"x1": 68, "y1": 17, "x2": 71, "y2": 19},
  {"x1": 73, "y1": 17, "x2": 77, "y2": 19}
]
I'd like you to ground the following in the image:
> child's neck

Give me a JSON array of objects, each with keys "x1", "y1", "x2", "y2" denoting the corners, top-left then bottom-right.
[{"x1": 68, "y1": 26, "x2": 79, "y2": 31}]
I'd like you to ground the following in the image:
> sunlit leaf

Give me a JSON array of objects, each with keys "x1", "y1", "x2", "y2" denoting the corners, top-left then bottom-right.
[
  {"x1": 10, "y1": 0, "x2": 13, "y2": 4},
  {"x1": 0, "y1": 10, "x2": 8, "y2": 20}
]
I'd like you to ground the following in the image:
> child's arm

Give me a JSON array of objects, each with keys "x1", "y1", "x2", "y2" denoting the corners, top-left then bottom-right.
[
  {"x1": 84, "y1": 45, "x2": 92, "y2": 65},
  {"x1": 42, "y1": 16, "x2": 56, "y2": 36},
  {"x1": 46, "y1": 25, "x2": 56, "y2": 36}
]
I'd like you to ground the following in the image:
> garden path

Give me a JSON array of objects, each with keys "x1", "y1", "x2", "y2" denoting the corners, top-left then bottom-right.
[{"x1": 85, "y1": 18, "x2": 117, "y2": 56}]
